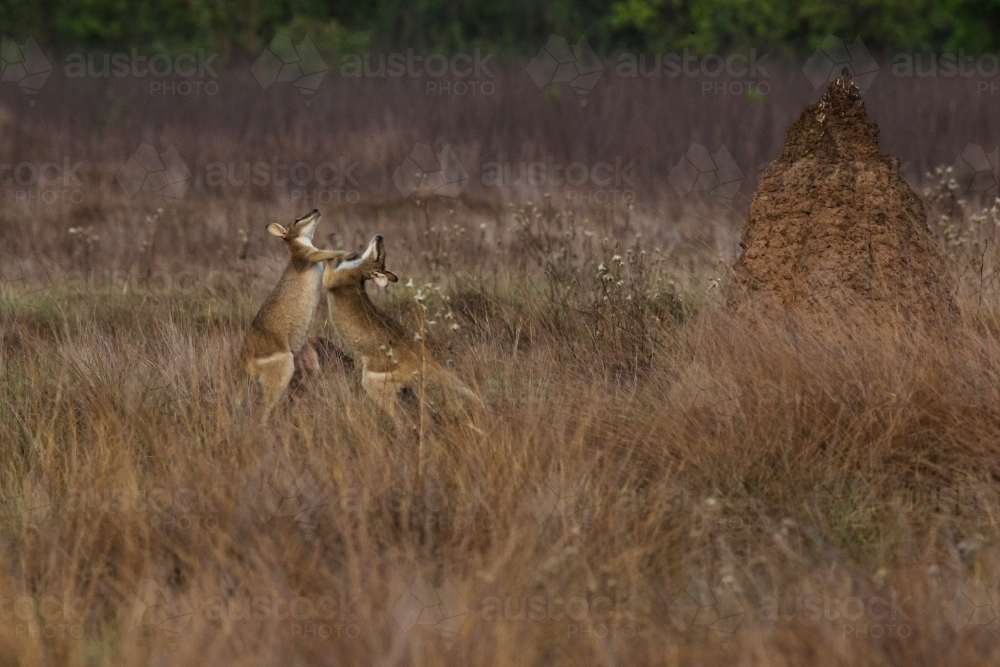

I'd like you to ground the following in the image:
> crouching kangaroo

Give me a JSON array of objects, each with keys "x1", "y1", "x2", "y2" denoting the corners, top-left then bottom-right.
[
  {"x1": 322, "y1": 235, "x2": 483, "y2": 422},
  {"x1": 241, "y1": 209, "x2": 347, "y2": 421}
]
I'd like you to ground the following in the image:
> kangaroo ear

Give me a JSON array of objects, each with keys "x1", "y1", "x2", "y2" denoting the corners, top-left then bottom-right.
[
  {"x1": 266, "y1": 223, "x2": 287, "y2": 238},
  {"x1": 373, "y1": 273, "x2": 390, "y2": 288},
  {"x1": 382, "y1": 271, "x2": 398, "y2": 283}
]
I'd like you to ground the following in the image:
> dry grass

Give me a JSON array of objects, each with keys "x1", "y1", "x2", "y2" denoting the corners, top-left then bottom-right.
[{"x1": 2, "y1": 65, "x2": 1000, "y2": 665}]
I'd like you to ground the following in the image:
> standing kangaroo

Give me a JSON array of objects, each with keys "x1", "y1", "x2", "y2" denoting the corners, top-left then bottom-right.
[
  {"x1": 322, "y1": 235, "x2": 483, "y2": 421},
  {"x1": 242, "y1": 209, "x2": 346, "y2": 420}
]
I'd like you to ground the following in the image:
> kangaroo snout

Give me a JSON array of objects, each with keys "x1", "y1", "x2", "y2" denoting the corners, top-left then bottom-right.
[
  {"x1": 267, "y1": 209, "x2": 323, "y2": 242},
  {"x1": 297, "y1": 209, "x2": 321, "y2": 223}
]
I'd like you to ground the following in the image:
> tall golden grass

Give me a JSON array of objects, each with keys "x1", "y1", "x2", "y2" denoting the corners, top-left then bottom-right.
[{"x1": 1, "y1": 66, "x2": 1000, "y2": 665}]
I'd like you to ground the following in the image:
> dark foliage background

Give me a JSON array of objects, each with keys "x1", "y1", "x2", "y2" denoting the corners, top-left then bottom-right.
[{"x1": 2, "y1": 0, "x2": 999, "y2": 56}]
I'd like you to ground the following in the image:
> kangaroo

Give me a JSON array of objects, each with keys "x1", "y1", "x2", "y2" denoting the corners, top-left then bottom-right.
[
  {"x1": 322, "y1": 235, "x2": 483, "y2": 422},
  {"x1": 241, "y1": 209, "x2": 347, "y2": 420},
  {"x1": 289, "y1": 336, "x2": 354, "y2": 394}
]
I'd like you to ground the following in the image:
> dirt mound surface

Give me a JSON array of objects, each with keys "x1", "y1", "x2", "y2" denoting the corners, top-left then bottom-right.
[{"x1": 733, "y1": 70, "x2": 958, "y2": 325}]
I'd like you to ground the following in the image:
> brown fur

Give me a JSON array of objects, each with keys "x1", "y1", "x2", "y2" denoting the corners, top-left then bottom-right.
[
  {"x1": 289, "y1": 337, "x2": 355, "y2": 393},
  {"x1": 241, "y1": 209, "x2": 347, "y2": 421},
  {"x1": 322, "y1": 235, "x2": 483, "y2": 422}
]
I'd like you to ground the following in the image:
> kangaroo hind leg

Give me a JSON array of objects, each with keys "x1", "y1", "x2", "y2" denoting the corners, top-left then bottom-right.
[{"x1": 249, "y1": 351, "x2": 295, "y2": 422}]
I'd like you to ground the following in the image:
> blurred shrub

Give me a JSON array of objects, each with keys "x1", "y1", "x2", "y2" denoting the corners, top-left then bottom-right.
[{"x1": 1, "y1": 0, "x2": 998, "y2": 56}]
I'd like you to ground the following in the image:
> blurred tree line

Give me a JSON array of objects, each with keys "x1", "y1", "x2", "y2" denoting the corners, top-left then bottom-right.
[{"x1": 1, "y1": 0, "x2": 998, "y2": 56}]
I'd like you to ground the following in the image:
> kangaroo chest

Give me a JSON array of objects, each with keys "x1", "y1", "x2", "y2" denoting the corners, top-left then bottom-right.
[
  {"x1": 326, "y1": 290, "x2": 416, "y2": 372},
  {"x1": 280, "y1": 264, "x2": 323, "y2": 349}
]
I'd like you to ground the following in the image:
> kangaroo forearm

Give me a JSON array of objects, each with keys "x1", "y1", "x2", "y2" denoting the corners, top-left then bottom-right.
[{"x1": 305, "y1": 248, "x2": 347, "y2": 263}]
